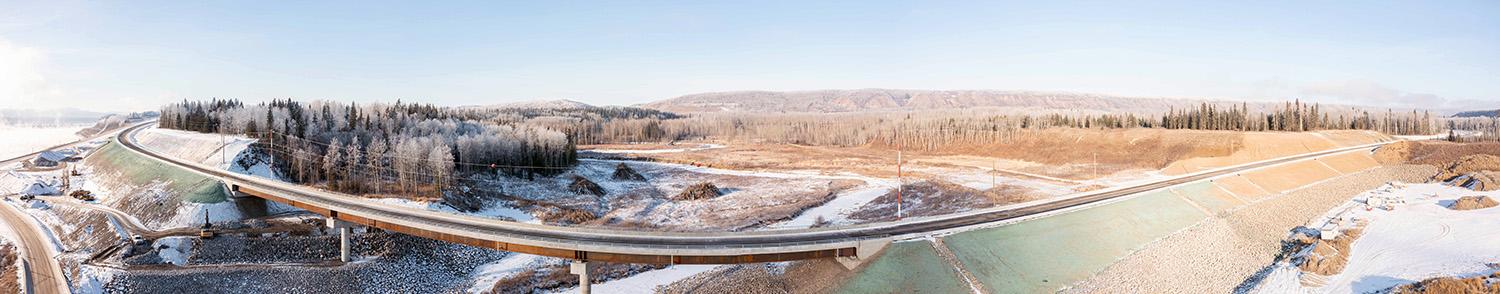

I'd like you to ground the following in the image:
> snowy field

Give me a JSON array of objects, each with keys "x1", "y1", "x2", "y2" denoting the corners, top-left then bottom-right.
[
  {"x1": 0, "y1": 125, "x2": 84, "y2": 160},
  {"x1": 583, "y1": 143, "x2": 726, "y2": 155},
  {"x1": 1253, "y1": 183, "x2": 1500, "y2": 293}
]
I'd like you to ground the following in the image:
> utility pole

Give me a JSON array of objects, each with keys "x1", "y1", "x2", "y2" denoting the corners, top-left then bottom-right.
[
  {"x1": 894, "y1": 120, "x2": 905, "y2": 220},
  {"x1": 1092, "y1": 152, "x2": 1098, "y2": 179},
  {"x1": 896, "y1": 147, "x2": 902, "y2": 219},
  {"x1": 991, "y1": 159, "x2": 997, "y2": 189}
]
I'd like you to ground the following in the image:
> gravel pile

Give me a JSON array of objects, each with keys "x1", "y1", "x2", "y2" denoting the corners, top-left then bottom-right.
[
  {"x1": 104, "y1": 233, "x2": 510, "y2": 293},
  {"x1": 1063, "y1": 164, "x2": 1436, "y2": 294}
]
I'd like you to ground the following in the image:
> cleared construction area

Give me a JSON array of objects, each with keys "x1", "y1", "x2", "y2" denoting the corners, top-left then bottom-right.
[{"x1": 836, "y1": 149, "x2": 1390, "y2": 293}]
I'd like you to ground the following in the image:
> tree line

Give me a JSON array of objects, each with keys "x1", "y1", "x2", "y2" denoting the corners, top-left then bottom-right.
[{"x1": 567, "y1": 100, "x2": 1441, "y2": 151}]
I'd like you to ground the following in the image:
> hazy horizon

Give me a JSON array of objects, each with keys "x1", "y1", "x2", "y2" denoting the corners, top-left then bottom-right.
[{"x1": 3, "y1": 1, "x2": 1497, "y2": 112}]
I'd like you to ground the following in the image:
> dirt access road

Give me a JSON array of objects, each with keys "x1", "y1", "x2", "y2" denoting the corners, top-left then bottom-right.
[
  {"x1": 0, "y1": 199, "x2": 70, "y2": 294},
  {"x1": 0, "y1": 120, "x2": 148, "y2": 294}
]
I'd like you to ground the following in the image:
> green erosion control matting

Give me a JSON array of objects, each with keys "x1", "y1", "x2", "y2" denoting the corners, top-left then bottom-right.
[
  {"x1": 91, "y1": 142, "x2": 228, "y2": 203},
  {"x1": 1175, "y1": 181, "x2": 1239, "y2": 215},
  {"x1": 940, "y1": 186, "x2": 1209, "y2": 293},
  {"x1": 836, "y1": 240, "x2": 973, "y2": 294}
]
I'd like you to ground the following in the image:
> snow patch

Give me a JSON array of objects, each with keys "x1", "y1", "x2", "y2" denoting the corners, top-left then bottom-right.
[{"x1": 1252, "y1": 183, "x2": 1500, "y2": 293}]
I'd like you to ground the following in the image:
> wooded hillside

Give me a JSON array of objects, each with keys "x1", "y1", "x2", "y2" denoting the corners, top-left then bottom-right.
[{"x1": 160, "y1": 99, "x2": 578, "y2": 197}]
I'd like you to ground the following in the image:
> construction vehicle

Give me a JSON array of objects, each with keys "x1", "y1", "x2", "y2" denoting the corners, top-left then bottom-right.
[
  {"x1": 198, "y1": 212, "x2": 216, "y2": 239},
  {"x1": 69, "y1": 190, "x2": 96, "y2": 202}
]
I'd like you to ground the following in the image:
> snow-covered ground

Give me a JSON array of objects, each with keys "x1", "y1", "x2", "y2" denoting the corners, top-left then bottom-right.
[
  {"x1": 1253, "y1": 183, "x2": 1500, "y2": 294},
  {"x1": 570, "y1": 264, "x2": 720, "y2": 294},
  {"x1": 371, "y1": 197, "x2": 539, "y2": 224},
  {"x1": 583, "y1": 143, "x2": 726, "y2": 155},
  {"x1": 134, "y1": 127, "x2": 255, "y2": 169},
  {"x1": 579, "y1": 158, "x2": 898, "y2": 229},
  {"x1": 0, "y1": 125, "x2": 84, "y2": 160}
]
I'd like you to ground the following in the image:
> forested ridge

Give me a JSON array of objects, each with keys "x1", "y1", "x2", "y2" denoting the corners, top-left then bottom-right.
[{"x1": 160, "y1": 99, "x2": 583, "y2": 197}]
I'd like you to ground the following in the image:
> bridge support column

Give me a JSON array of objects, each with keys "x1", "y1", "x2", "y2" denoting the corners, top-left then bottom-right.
[
  {"x1": 571, "y1": 260, "x2": 591, "y2": 294},
  {"x1": 327, "y1": 218, "x2": 354, "y2": 263}
]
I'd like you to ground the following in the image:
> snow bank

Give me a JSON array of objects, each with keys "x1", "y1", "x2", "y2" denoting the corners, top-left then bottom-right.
[
  {"x1": 134, "y1": 127, "x2": 256, "y2": 169},
  {"x1": 154, "y1": 237, "x2": 195, "y2": 266},
  {"x1": 466, "y1": 254, "x2": 539, "y2": 293}
]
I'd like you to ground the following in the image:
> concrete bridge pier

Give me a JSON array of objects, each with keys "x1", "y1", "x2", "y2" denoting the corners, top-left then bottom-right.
[
  {"x1": 571, "y1": 260, "x2": 591, "y2": 294},
  {"x1": 327, "y1": 218, "x2": 354, "y2": 262}
]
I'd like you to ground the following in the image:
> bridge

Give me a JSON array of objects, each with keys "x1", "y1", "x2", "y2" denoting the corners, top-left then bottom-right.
[{"x1": 115, "y1": 122, "x2": 1391, "y2": 292}]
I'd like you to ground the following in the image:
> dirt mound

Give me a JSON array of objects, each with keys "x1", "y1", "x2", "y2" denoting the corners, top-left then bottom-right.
[
  {"x1": 1389, "y1": 271, "x2": 1500, "y2": 294},
  {"x1": 1432, "y1": 155, "x2": 1500, "y2": 191},
  {"x1": 567, "y1": 175, "x2": 607, "y2": 196},
  {"x1": 1372, "y1": 141, "x2": 1415, "y2": 164},
  {"x1": 1376, "y1": 141, "x2": 1500, "y2": 165},
  {"x1": 541, "y1": 208, "x2": 598, "y2": 224},
  {"x1": 674, "y1": 182, "x2": 723, "y2": 200},
  {"x1": 1298, "y1": 227, "x2": 1364, "y2": 276},
  {"x1": 611, "y1": 163, "x2": 646, "y2": 181},
  {"x1": 1450, "y1": 196, "x2": 1499, "y2": 210}
]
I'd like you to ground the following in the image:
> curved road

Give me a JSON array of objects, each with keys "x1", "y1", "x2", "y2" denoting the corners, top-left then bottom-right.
[
  {"x1": 0, "y1": 128, "x2": 119, "y2": 294},
  {"x1": 119, "y1": 122, "x2": 1390, "y2": 264}
]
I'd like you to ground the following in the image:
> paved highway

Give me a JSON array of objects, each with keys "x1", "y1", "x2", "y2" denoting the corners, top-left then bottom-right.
[{"x1": 118, "y1": 122, "x2": 1390, "y2": 264}]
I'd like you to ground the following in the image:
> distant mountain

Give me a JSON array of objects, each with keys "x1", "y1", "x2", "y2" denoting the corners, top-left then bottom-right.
[
  {"x1": 465, "y1": 99, "x2": 596, "y2": 110},
  {"x1": 1451, "y1": 109, "x2": 1499, "y2": 118},
  {"x1": 640, "y1": 89, "x2": 1243, "y2": 114}
]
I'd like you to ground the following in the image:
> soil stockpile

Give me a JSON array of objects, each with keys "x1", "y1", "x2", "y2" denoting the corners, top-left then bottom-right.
[
  {"x1": 1449, "y1": 196, "x2": 1499, "y2": 210},
  {"x1": 675, "y1": 182, "x2": 722, "y2": 200},
  {"x1": 1431, "y1": 155, "x2": 1500, "y2": 191},
  {"x1": 1375, "y1": 141, "x2": 1500, "y2": 165},
  {"x1": 567, "y1": 175, "x2": 607, "y2": 196},
  {"x1": 1388, "y1": 272, "x2": 1500, "y2": 294},
  {"x1": 1298, "y1": 227, "x2": 1363, "y2": 276},
  {"x1": 611, "y1": 163, "x2": 646, "y2": 181}
]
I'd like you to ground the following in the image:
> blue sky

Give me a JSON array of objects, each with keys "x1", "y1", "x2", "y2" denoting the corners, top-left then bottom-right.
[{"x1": 1, "y1": 0, "x2": 1496, "y2": 112}]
